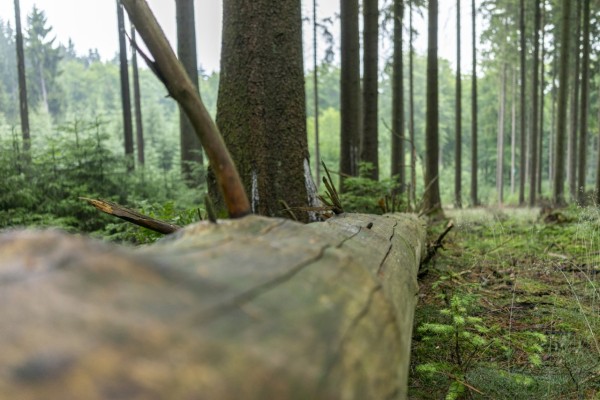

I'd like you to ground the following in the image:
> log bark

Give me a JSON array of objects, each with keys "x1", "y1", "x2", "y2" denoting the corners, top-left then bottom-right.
[{"x1": 0, "y1": 213, "x2": 425, "y2": 399}]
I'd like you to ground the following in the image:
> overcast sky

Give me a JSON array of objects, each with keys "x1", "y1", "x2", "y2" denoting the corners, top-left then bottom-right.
[{"x1": 0, "y1": 1, "x2": 479, "y2": 73}]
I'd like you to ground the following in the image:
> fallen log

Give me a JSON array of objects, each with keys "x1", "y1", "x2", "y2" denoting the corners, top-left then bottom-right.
[{"x1": 0, "y1": 213, "x2": 425, "y2": 399}]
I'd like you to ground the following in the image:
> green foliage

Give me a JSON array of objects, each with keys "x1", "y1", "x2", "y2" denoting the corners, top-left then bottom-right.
[{"x1": 338, "y1": 163, "x2": 407, "y2": 214}]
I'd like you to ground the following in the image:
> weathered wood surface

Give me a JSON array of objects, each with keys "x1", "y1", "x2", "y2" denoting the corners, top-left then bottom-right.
[{"x1": 0, "y1": 213, "x2": 425, "y2": 400}]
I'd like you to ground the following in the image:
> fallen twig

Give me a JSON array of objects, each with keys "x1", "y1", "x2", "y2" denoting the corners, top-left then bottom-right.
[
  {"x1": 422, "y1": 221, "x2": 454, "y2": 265},
  {"x1": 81, "y1": 197, "x2": 181, "y2": 234}
]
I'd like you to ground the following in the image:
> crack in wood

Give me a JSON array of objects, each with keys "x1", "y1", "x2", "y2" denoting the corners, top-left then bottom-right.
[{"x1": 377, "y1": 220, "x2": 399, "y2": 276}]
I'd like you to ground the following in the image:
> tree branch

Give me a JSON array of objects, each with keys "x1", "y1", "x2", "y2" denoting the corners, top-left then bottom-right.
[{"x1": 119, "y1": 0, "x2": 250, "y2": 218}]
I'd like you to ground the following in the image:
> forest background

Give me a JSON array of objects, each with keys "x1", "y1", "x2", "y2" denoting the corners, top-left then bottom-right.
[{"x1": 0, "y1": 0, "x2": 599, "y2": 240}]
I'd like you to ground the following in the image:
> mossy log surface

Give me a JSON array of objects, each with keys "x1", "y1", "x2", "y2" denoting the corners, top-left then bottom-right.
[{"x1": 0, "y1": 213, "x2": 425, "y2": 400}]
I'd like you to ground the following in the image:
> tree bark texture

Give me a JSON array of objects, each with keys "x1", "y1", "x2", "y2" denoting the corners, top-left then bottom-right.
[
  {"x1": 577, "y1": 0, "x2": 590, "y2": 204},
  {"x1": 216, "y1": 0, "x2": 312, "y2": 219},
  {"x1": 391, "y1": 0, "x2": 405, "y2": 192},
  {"x1": 176, "y1": 0, "x2": 204, "y2": 186},
  {"x1": 0, "y1": 213, "x2": 426, "y2": 400},
  {"x1": 361, "y1": 0, "x2": 380, "y2": 181},
  {"x1": 553, "y1": 0, "x2": 571, "y2": 206},
  {"x1": 14, "y1": 0, "x2": 30, "y2": 155},
  {"x1": 518, "y1": 0, "x2": 526, "y2": 205},
  {"x1": 117, "y1": 0, "x2": 135, "y2": 171},
  {"x1": 339, "y1": 0, "x2": 361, "y2": 190},
  {"x1": 424, "y1": 0, "x2": 441, "y2": 215}
]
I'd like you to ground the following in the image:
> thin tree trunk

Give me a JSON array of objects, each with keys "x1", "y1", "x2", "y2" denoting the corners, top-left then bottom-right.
[
  {"x1": 568, "y1": 0, "x2": 581, "y2": 200},
  {"x1": 391, "y1": 0, "x2": 405, "y2": 193},
  {"x1": 578, "y1": 0, "x2": 590, "y2": 203},
  {"x1": 518, "y1": 0, "x2": 526, "y2": 205},
  {"x1": 553, "y1": 0, "x2": 572, "y2": 206},
  {"x1": 339, "y1": 0, "x2": 360, "y2": 191},
  {"x1": 454, "y1": 0, "x2": 462, "y2": 208},
  {"x1": 117, "y1": 0, "x2": 135, "y2": 171},
  {"x1": 424, "y1": 0, "x2": 442, "y2": 216},
  {"x1": 13, "y1": 0, "x2": 30, "y2": 156},
  {"x1": 470, "y1": 0, "x2": 478, "y2": 206},
  {"x1": 313, "y1": 0, "x2": 320, "y2": 186},
  {"x1": 131, "y1": 26, "x2": 145, "y2": 166},
  {"x1": 511, "y1": 68, "x2": 517, "y2": 195},
  {"x1": 497, "y1": 64, "x2": 507, "y2": 205},
  {"x1": 361, "y1": 0, "x2": 380, "y2": 180},
  {"x1": 537, "y1": 1, "x2": 545, "y2": 196},
  {"x1": 529, "y1": 0, "x2": 541, "y2": 207},
  {"x1": 549, "y1": 52, "x2": 557, "y2": 194},
  {"x1": 176, "y1": 0, "x2": 204, "y2": 185},
  {"x1": 409, "y1": 0, "x2": 416, "y2": 206}
]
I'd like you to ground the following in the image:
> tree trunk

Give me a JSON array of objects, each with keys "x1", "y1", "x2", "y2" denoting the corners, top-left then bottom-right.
[
  {"x1": 511, "y1": 68, "x2": 517, "y2": 195},
  {"x1": 117, "y1": 0, "x2": 134, "y2": 171},
  {"x1": 529, "y1": 0, "x2": 541, "y2": 207},
  {"x1": 537, "y1": 2, "x2": 545, "y2": 196},
  {"x1": 13, "y1": 0, "x2": 30, "y2": 156},
  {"x1": 497, "y1": 64, "x2": 507, "y2": 205},
  {"x1": 424, "y1": 0, "x2": 442, "y2": 216},
  {"x1": 176, "y1": 0, "x2": 204, "y2": 186},
  {"x1": 568, "y1": 0, "x2": 581, "y2": 201},
  {"x1": 131, "y1": 26, "x2": 145, "y2": 166},
  {"x1": 518, "y1": 0, "x2": 526, "y2": 205},
  {"x1": 454, "y1": 0, "x2": 462, "y2": 208},
  {"x1": 549, "y1": 52, "x2": 557, "y2": 195},
  {"x1": 361, "y1": 0, "x2": 380, "y2": 180},
  {"x1": 409, "y1": 0, "x2": 417, "y2": 207},
  {"x1": 391, "y1": 0, "x2": 405, "y2": 193},
  {"x1": 470, "y1": 0, "x2": 478, "y2": 206},
  {"x1": 553, "y1": 0, "x2": 572, "y2": 206},
  {"x1": 0, "y1": 213, "x2": 426, "y2": 400},
  {"x1": 216, "y1": 0, "x2": 314, "y2": 220},
  {"x1": 339, "y1": 0, "x2": 360, "y2": 191},
  {"x1": 312, "y1": 0, "x2": 321, "y2": 186},
  {"x1": 578, "y1": 0, "x2": 590, "y2": 203}
]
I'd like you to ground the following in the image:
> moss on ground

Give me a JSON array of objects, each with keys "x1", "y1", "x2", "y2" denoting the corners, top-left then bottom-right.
[{"x1": 410, "y1": 206, "x2": 600, "y2": 400}]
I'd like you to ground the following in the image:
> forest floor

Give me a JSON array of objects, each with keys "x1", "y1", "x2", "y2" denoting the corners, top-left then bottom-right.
[{"x1": 409, "y1": 206, "x2": 600, "y2": 400}]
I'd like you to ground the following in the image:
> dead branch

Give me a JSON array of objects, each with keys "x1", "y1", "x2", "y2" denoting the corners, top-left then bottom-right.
[{"x1": 81, "y1": 197, "x2": 181, "y2": 234}]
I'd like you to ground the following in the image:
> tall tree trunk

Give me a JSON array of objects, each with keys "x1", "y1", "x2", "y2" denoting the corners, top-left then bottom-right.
[
  {"x1": 510, "y1": 68, "x2": 517, "y2": 195},
  {"x1": 578, "y1": 0, "x2": 590, "y2": 203},
  {"x1": 518, "y1": 0, "x2": 526, "y2": 205},
  {"x1": 497, "y1": 64, "x2": 507, "y2": 205},
  {"x1": 117, "y1": 0, "x2": 134, "y2": 171},
  {"x1": 454, "y1": 0, "x2": 462, "y2": 208},
  {"x1": 176, "y1": 0, "x2": 204, "y2": 185},
  {"x1": 470, "y1": 0, "x2": 478, "y2": 206},
  {"x1": 312, "y1": 0, "x2": 320, "y2": 186},
  {"x1": 549, "y1": 52, "x2": 557, "y2": 195},
  {"x1": 568, "y1": 0, "x2": 581, "y2": 200},
  {"x1": 529, "y1": 0, "x2": 541, "y2": 207},
  {"x1": 537, "y1": 1, "x2": 545, "y2": 196},
  {"x1": 391, "y1": 0, "x2": 405, "y2": 192},
  {"x1": 131, "y1": 26, "x2": 144, "y2": 166},
  {"x1": 217, "y1": 0, "x2": 313, "y2": 220},
  {"x1": 409, "y1": 0, "x2": 416, "y2": 206},
  {"x1": 13, "y1": 0, "x2": 30, "y2": 156},
  {"x1": 553, "y1": 0, "x2": 571, "y2": 206},
  {"x1": 424, "y1": 0, "x2": 442, "y2": 216},
  {"x1": 361, "y1": 0, "x2": 379, "y2": 180},
  {"x1": 339, "y1": 0, "x2": 360, "y2": 191}
]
